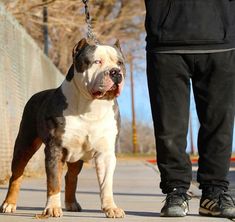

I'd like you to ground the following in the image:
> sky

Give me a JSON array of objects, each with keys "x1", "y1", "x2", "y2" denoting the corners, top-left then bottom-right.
[{"x1": 117, "y1": 60, "x2": 235, "y2": 152}]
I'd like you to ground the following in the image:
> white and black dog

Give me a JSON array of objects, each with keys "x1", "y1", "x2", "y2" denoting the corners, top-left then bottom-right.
[{"x1": 0, "y1": 38, "x2": 126, "y2": 218}]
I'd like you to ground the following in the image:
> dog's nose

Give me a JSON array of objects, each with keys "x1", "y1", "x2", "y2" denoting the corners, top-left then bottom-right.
[{"x1": 109, "y1": 68, "x2": 122, "y2": 84}]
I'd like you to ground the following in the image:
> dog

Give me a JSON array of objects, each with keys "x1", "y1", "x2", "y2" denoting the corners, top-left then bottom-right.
[{"x1": 0, "y1": 38, "x2": 126, "y2": 218}]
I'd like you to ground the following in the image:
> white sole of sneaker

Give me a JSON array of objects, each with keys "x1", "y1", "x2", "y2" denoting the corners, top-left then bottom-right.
[
  {"x1": 199, "y1": 207, "x2": 221, "y2": 216},
  {"x1": 160, "y1": 207, "x2": 188, "y2": 217}
]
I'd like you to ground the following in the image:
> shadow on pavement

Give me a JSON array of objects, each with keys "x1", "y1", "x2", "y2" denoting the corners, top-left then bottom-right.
[
  {"x1": 125, "y1": 210, "x2": 160, "y2": 217},
  {"x1": 0, "y1": 187, "x2": 164, "y2": 198}
]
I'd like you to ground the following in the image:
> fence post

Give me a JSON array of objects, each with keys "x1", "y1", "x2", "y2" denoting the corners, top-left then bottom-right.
[{"x1": 43, "y1": 0, "x2": 48, "y2": 56}]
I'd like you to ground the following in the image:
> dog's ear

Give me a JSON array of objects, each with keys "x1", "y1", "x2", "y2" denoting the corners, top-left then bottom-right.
[
  {"x1": 114, "y1": 39, "x2": 125, "y2": 60},
  {"x1": 73, "y1": 38, "x2": 89, "y2": 57},
  {"x1": 114, "y1": 39, "x2": 124, "y2": 55},
  {"x1": 114, "y1": 39, "x2": 121, "y2": 51}
]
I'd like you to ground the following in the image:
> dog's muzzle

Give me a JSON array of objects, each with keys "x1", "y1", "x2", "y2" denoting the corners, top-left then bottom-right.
[
  {"x1": 91, "y1": 67, "x2": 124, "y2": 100},
  {"x1": 109, "y1": 68, "x2": 122, "y2": 85}
]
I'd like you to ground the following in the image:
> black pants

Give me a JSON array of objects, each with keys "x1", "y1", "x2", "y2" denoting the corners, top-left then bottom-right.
[{"x1": 146, "y1": 51, "x2": 235, "y2": 194}]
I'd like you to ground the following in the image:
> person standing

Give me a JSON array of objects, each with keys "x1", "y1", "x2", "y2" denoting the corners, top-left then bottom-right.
[{"x1": 145, "y1": 0, "x2": 235, "y2": 218}]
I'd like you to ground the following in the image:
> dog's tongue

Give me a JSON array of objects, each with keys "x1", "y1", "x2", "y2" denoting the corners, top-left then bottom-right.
[
  {"x1": 108, "y1": 84, "x2": 117, "y2": 91},
  {"x1": 92, "y1": 84, "x2": 119, "y2": 99},
  {"x1": 92, "y1": 91, "x2": 105, "y2": 98},
  {"x1": 108, "y1": 84, "x2": 121, "y2": 96}
]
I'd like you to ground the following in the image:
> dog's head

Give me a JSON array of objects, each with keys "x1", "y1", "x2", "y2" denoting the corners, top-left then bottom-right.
[{"x1": 66, "y1": 38, "x2": 126, "y2": 100}]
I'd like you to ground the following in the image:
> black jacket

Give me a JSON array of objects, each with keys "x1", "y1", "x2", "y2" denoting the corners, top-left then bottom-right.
[{"x1": 145, "y1": 0, "x2": 235, "y2": 52}]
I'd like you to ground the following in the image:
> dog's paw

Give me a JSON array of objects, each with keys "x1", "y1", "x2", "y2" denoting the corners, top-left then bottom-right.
[
  {"x1": 65, "y1": 201, "x2": 82, "y2": 212},
  {"x1": 104, "y1": 208, "x2": 125, "y2": 218},
  {"x1": 42, "y1": 207, "x2": 63, "y2": 217},
  {"x1": 0, "y1": 202, "x2": 16, "y2": 213}
]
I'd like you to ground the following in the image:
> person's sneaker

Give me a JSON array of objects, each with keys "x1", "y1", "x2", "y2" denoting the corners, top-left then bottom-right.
[
  {"x1": 199, "y1": 189, "x2": 235, "y2": 218},
  {"x1": 160, "y1": 189, "x2": 191, "y2": 217}
]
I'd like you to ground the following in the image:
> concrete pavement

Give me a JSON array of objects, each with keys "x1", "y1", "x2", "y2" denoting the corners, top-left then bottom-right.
[{"x1": 0, "y1": 160, "x2": 234, "y2": 222}]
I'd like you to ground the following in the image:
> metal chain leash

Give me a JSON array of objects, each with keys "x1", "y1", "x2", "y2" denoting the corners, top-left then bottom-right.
[{"x1": 82, "y1": 0, "x2": 100, "y2": 45}]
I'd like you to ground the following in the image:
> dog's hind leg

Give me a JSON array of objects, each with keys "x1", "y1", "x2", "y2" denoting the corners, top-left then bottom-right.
[
  {"x1": 65, "y1": 160, "x2": 83, "y2": 212},
  {"x1": 1, "y1": 134, "x2": 42, "y2": 213}
]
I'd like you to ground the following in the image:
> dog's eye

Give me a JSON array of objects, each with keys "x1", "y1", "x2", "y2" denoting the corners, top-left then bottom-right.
[
  {"x1": 94, "y1": 60, "x2": 102, "y2": 64},
  {"x1": 117, "y1": 60, "x2": 123, "y2": 66}
]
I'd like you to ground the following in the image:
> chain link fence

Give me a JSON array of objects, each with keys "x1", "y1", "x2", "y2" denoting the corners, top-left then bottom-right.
[{"x1": 0, "y1": 4, "x2": 64, "y2": 182}]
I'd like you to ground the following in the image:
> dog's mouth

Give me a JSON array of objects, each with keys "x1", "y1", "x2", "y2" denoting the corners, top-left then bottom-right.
[{"x1": 92, "y1": 84, "x2": 121, "y2": 100}]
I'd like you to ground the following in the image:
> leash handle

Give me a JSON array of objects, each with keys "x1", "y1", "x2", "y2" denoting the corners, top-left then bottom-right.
[{"x1": 82, "y1": 0, "x2": 100, "y2": 45}]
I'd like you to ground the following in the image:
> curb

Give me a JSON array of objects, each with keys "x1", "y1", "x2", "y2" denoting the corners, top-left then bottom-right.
[{"x1": 147, "y1": 157, "x2": 235, "y2": 164}]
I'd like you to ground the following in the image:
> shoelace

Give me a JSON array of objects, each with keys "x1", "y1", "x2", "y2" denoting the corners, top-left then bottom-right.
[
  {"x1": 163, "y1": 191, "x2": 191, "y2": 206},
  {"x1": 205, "y1": 190, "x2": 235, "y2": 208},
  {"x1": 218, "y1": 192, "x2": 235, "y2": 209}
]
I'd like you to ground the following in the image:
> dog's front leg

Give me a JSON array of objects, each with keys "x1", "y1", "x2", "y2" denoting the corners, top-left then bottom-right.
[
  {"x1": 43, "y1": 145, "x2": 64, "y2": 217},
  {"x1": 95, "y1": 152, "x2": 125, "y2": 218}
]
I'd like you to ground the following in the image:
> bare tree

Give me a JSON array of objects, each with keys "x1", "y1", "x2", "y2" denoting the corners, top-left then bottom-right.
[
  {"x1": 119, "y1": 119, "x2": 155, "y2": 154},
  {"x1": 4, "y1": 0, "x2": 145, "y2": 73}
]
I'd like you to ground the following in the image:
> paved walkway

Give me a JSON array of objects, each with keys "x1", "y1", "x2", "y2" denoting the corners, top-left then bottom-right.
[{"x1": 0, "y1": 160, "x2": 234, "y2": 222}]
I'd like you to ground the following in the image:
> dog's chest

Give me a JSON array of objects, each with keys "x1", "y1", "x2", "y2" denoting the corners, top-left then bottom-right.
[{"x1": 61, "y1": 110, "x2": 118, "y2": 163}]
